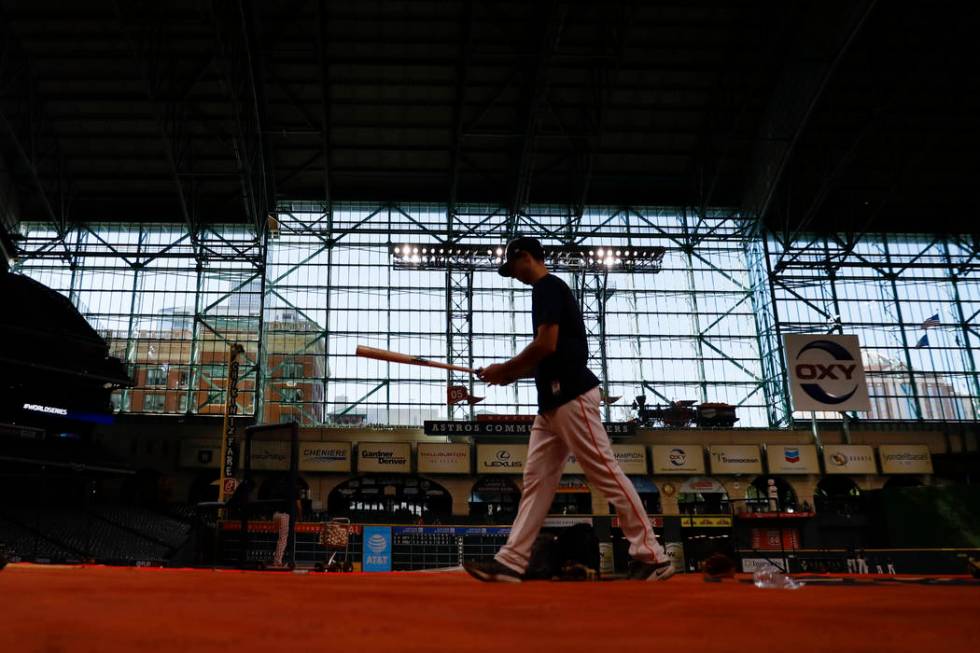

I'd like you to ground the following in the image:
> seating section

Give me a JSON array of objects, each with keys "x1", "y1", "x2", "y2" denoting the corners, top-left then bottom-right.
[
  {"x1": 89, "y1": 505, "x2": 191, "y2": 550},
  {"x1": 0, "y1": 516, "x2": 78, "y2": 561},
  {"x1": 0, "y1": 505, "x2": 192, "y2": 563}
]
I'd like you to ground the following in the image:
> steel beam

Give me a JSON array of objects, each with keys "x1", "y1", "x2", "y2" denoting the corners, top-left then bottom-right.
[
  {"x1": 0, "y1": 13, "x2": 73, "y2": 236},
  {"x1": 506, "y1": 0, "x2": 566, "y2": 237},
  {"x1": 568, "y1": 0, "x2": 635, "y2": 239},
  {"x1": 113, "y1": 1, "x2": 199, "y2": 239},
  {"x1": 208, "y1": 0, "x2": 275, "y2": 236},
  {"x1": 316, "y1": 0, "x2": 333, "y2": 218},
  {"x1": 741, "y1": 1, "x2": 877, "y2": 230},
  {"x1": 446, "y1": 0, "x2": 473, "y2": 229}
]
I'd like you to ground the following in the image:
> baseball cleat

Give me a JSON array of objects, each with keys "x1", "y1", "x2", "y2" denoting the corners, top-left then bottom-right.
[
  {"x1": 628, "y1": 559, "x2": 676, "y2": 581},
  {"x1": 464, "y1": 559, "x2": 524, "y2": 583}
]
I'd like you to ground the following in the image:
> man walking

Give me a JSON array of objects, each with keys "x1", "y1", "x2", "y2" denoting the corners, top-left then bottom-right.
[{"x1": 464, "y1": 236, "x2": 674, "y2": 582}]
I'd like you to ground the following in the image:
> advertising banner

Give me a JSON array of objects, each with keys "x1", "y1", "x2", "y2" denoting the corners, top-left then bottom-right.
[
  {"x1": 784, "y1": 334, "x2": 871, "y2": 412},
  {"x1": 357, "y1": 443, "x2": 411, "y2": 473},
  {"x1": 612, "y1": 445, "x2": 648, "y2": 475},
  {"x1": 424, "y1": 420, "x2": 634, "y2": 436},
  {"x1": 750, "y1": 527, "x2": 800, "y2": 551},
  {"x1": 301, "y1": 442, "x2": 351, "y2": 473},
  {"x1": 558, "y1": 450, "x2": 645, "y2": 474},
  {"x1": 179, "y1": 439, "x2": 222, "y2": 469},
  {"x1": 681, "y1": 516, "x2": 733, "y2": 528},
  {"x1": 765, "y1": 444, "x2": 820, "y2": 475},
  {"x1": 249, "y1": 440, "x2": 290, "y2": 471},
  {"x1": 417, "y1": 443, "x2": 471, "y2": 474},
  {"x1": 679, "y1": 477, "x2": 726, "y2": 495},
  {"x1": 879, "y1": 444, "x2": 933, "y2": 474},
  {"x1": 476, "y1": 444, "x2": 528, "y2": 474},
  {"x1": 651, "y1": 445, "x2": 705, "y2": 474},
  {"x1": 563, "y1": 453, "x2": 584, "y2": 475},
  {"x1": 823, "y1": 444, "x2": 877, "y2": 474},
  {"x1": 218, "y1": 343, "x2": 245, "y2": 502},
  {"x1": 708, "y1": 445, "x2": 763, "y2": 475},
  {"x1": 362, "y1": 526, "x2": 392, "y2": 572}
]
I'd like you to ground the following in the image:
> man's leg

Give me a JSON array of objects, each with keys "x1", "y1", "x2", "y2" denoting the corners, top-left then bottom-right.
[
  {"x1": 553, "y1": 387, "x2": 666, "y2": 565},
  {"x1": 493, "y1": 415, "x2": 568, "y2": 574},
  {"x1": 273, "y1": 512, "x2": 289, "y2": 566}
]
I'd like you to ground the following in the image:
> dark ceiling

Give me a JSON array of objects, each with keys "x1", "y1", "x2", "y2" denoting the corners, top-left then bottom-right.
[{"x1": 0, "y1": 0, "x2": 977, "y2": 237}]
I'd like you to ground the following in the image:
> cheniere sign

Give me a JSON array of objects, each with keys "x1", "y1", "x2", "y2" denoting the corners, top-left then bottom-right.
[{"x1": 301, "y1": 442, "x2": 351, "y2": 472}]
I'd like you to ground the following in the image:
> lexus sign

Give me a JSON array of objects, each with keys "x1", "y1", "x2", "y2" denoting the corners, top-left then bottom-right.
[{"x1": 784, "y1": 334, "x2": 871, "y2": 412}]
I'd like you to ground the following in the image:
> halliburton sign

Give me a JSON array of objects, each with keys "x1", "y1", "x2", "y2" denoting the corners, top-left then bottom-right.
[{"x1": 417, "y1": 443, "x2": 471, "y2": 474}]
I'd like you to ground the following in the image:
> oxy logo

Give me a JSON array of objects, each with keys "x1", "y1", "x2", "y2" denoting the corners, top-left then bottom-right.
[
  {"x1": 669, "y1": 448, "x2": 687, "y2": 466},
  {"x1": 367, "y1": 533, "x2": 388, "y2": 554},
  {"x1": 795, "y1": 340, "x2": 859, "y2": 405}
]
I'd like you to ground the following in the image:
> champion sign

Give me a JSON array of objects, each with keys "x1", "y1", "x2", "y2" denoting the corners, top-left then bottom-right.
[{"x1": 784, "y1": 335, "x2": 871, "y2": 412}]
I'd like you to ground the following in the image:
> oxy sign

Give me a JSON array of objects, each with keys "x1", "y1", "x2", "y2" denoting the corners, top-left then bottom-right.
[{"x1": 784, "y1": 334, "x2": 871, "y2": 412}]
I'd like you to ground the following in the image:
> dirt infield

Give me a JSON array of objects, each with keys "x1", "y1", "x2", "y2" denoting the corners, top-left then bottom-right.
[{"x1": 1, "y1": 564, "x2": 978, "y2": 653}]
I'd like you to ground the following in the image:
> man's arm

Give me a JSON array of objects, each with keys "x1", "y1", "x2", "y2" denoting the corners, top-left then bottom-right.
[{"x1": 479, "y1": 323, "x2": 558, "y2": 385}]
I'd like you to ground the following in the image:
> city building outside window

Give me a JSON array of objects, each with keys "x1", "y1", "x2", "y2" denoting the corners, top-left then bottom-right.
[{"x1": 144, "y1": 393, "x2": 166, "y2": 412}]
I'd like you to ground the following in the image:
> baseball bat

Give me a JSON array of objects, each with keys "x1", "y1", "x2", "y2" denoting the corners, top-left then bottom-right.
[{"x1": 355, "y1": 345, "x2": 478, "y2": 375}]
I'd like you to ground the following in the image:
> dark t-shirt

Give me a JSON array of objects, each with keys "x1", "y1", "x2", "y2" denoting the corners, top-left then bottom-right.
[{"x1": 531, "y1": 274, "x2": 600, "y2": 412}]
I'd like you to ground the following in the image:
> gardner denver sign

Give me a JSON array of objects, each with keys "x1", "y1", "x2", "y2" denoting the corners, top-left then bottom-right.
[
  {"x1": 784, "y1": 335, "x2": 871, "y2": 412},
  {"x1": 357, "y1": 443, "x2": 411, "y2": 473}
]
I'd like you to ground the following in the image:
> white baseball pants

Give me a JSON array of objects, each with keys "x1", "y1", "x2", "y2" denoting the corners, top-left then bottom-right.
[
  {"x1": 495, "y1": 386, "x2": 666, "y2": 573},
  {"x1": 272, "y1": 511, "x2": 289, "y2": 566}
]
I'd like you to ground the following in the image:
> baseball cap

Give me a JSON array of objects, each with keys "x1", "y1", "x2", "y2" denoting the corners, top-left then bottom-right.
[{"x1": 497, "y1": 236, "x2": 545, "y2": 277}]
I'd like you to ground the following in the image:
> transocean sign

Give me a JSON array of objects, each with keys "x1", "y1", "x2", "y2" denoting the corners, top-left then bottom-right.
[{"x1": 783, "y1": 334, "x2": 871, "y2": 412}]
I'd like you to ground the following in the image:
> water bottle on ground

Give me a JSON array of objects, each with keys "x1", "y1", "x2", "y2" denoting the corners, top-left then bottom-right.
[{"x1": 752, "y1": 565, "x2": 804, "y2": 590}]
